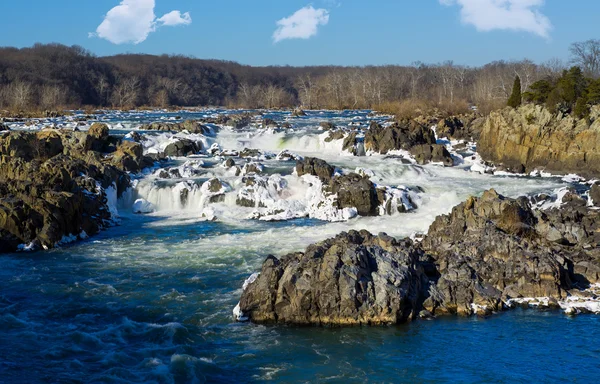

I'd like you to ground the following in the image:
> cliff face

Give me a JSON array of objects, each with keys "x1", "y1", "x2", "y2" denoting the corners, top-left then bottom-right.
[{"x1": 478, "y1": 105, "x2": 600, "y2": 177}]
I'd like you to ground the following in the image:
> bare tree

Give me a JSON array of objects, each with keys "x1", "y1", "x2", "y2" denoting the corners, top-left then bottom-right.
[
  {"x1": 95, "y1": 76, "x2": 110, "y2": 106},
  {"x1": 40, "y1": 85, "x2": 65, "y2": 109},
  {"x1": 111, "y1": 76, "x2": 141, "y2": 108},
  {"x1": 570, "y1": 39, "x2": 600, "y2": 78},
  {"x1": 11, "y1": 81, "x2": 33, "y2": 109}
]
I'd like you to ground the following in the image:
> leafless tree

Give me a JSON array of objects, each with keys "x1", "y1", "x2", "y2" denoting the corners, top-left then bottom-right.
[
  {"x1": 570, "y1": 39, "x2": 600, "y2": 78},
  {"x1": 11, "y1": 81, "x2": 33, "y2": 109}
]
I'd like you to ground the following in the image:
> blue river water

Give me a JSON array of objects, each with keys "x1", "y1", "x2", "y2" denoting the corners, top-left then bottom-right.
[
  {"x1": 1, "y1": 109, "x2": 599, "y2": 383},
  {"x1": 1, "y1": 215, "x2": 599, "y2": 383}
]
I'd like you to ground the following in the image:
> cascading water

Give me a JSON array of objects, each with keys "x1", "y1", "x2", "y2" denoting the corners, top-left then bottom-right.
[{"x1": 3, "y1": 108, "x2": 598, "y2": 383}]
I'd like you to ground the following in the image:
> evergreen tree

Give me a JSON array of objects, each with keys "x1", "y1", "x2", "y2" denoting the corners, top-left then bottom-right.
[
  {"x1": 507, "y1": 76, "x2": 522, "y2": 108},
  {"x1": 574, "y1": 96, "x2": 590, "y2": 119}
]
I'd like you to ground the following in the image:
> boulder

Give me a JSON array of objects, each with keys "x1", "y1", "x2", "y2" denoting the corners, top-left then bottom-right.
[
  {"x1": 436, "y1": 115, "x2": 481, "y2": 142},
  {"x1": 238, "y1": 231, "x2": 425, "y2": 325},
  {"x1": 88, "y1": 123, "x2": 109, "y2": 140},
  {"x1": 140, "y1": 120, "x2": 209, "y2": 134},
  {"x1": 327, "y1": 173, "x2": 380, "y2": 216},
  {"x1": 410, "y1": 144, "x2": 453, "y2": 166},
  {"x1": 295, "y1": 157, "x2": 335, "y2": 182},
  {"x1": 262, "y1": 118, "x2": 279, "y2": 128},
  {"x1": 164, "y1": 139, "x2": 200, "y2": 157},
  {"x1": 365, "y1": 121, "x2": 435, "y2": 154},
  {"x1": 319, "y1": 122, "x2": 336, "y2": 130},
  {"x1": 292, "y1": 108, "x2": 307, "y2": 117},
  {"x1": 111, "y1": 141, "x2": 153, "y2": 172}
]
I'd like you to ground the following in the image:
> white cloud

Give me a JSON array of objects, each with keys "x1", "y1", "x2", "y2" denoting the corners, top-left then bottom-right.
[
  {"x1": 94, "y1": 0, "x2": 192, "y2": 45},
  {"x1": 273, "y1": 6, "x2": 329, "y2": 43},
  {"x1": 441, "y1": 0, "x2": 551, "y2": 38},
  {"x1": 157, "y1": 10, "x2": 192, "y2": 27}
]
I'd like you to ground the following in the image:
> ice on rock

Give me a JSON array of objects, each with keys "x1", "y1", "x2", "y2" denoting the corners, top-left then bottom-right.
[{"x1": 133, "y1": 198, "x2": 155, "y2": 214}]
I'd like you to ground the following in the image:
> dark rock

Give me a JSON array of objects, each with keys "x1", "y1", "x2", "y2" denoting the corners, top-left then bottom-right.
[
  {"x1": 292, "y1": 108, "x2": 307, "y2": 117},
  {"x1": 239, "y1": 231, "x2": 425, "y2": 325},
  {"x1": 325, "y1": 130, "x2": 345, "y2": 142},
  {"x1": 0, "y1": 128, "x2": 132, "y2": 253},
  {"x1": 410, "y1": 144, "x2": 453, "y2": 166},
  {"x1": 365, "y1": 121, "x2": 435, "y2": 154},
  {"x1": 295, "y1": 157, "x2": 335, "y2": 182},
  {"x1": 421, "y1": 189, "x2": 573, "y2": 316},
  {"x1": 262, "y1": 118, "x2": 279, "y2": 128},
  {"x1": 224, "y1": 158, "x2": 235, "y2": 168},
  {"x1": 327, "y1": 173, "x2": 379, "y2": 216},
  {"x1": 239, "y1": 148, "x2": 262, "y2": 158},
  {"x1": 319, "y1": 122, "x2": 336, "y2": 130},
  {"x1": 140, "y1": 120, "x2": 209, "y2": 134},
  {"x1": 163, "y1": 139, "x2": 200, "y2": 157}
]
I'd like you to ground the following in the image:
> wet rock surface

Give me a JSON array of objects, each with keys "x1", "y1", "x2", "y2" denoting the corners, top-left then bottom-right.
[
  {"x1": 239, "y1": 230, "x2": 425, "y2": 325},
  {"x1": 239, "y1": 189, "x2": 600, "y2": 325},
  {"x1": 364, "y1": 120, "x2": 436, "y2": 154},
  {"x1": 0, "y1": 125, "x2": 152, "y2": 252},
  {"x1": 140, "y1": 120, "x2": 210, "y2": 134}
]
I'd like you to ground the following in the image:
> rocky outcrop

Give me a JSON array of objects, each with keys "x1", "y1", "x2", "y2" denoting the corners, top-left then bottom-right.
[
  {"x1": 0, "y1": 127, "x2": 151, "y2": 253},
  {"x1": 327, "y1": 173, "x2": 380, "y2": 216},
  {"x1": 364, "y1": 120, "x2": 435, "y2": 154},
  {"x1": 436, "y1": 115, "x2": 483, "y2": 142},
  {"x1": 262, "y1": 118, "x2": 279, "y2": 128},
  {"x1": 214, "y1": 113, "x2": 252, "y2": 129},
  {"x1": 292, "y1": 108, "x2": 307, "y2": 117},
  {"x1": 319, "y1": 122, "x2": 336, "y2": 130},
  {"x1": 238, "y1": 231, "x2": 425, "y2": 325},
  {"x1": 295, "y1": 157, "x2": 335, "y2": 182},
  {"x1": 238, "y1": 189, "x2": 600, "y2": 324},
  {"x1": 478, "y1": 105, "x2": 600, "y2": 177},
  {"x1": 163, "y1": 139, "x2": 201, "y2": 157},
  {"x1": 111, "y1": 141, "x2": 153, "y2": 172},
  {"x1": 140, "y1": 120, "x2": 210, "y2": 134},
  {"x1": 410, "y1": 144, "x2": 453, "y2": 166}
]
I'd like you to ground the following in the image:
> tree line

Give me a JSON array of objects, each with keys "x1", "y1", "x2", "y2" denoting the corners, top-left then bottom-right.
[{"x1": 0, "y1": 40, "x2": 599, "y2": 114}]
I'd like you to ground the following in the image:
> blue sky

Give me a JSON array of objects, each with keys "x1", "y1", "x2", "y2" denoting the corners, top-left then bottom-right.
[{"x1": 0, "y1": 0, "x2": 598, "y2": 66}]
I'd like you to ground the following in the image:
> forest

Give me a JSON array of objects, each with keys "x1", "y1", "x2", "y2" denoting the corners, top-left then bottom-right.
[{"x1": 0, "y1": 40, "x2": 599, "y2": 115}]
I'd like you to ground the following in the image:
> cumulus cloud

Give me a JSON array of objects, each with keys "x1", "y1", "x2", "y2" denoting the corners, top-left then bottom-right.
[
  {"x1": 273, "y1": 6, "x2": 329, "y2": 43},
  {"x1": 94, "y1": 0, "x2": 192, "y2": 45},
  {"x1": 157, "y1": 10, "x2": 192, "y2": 27},
  {"x1": 440, "y1": 0, "x2": 551, "y2": 38}
]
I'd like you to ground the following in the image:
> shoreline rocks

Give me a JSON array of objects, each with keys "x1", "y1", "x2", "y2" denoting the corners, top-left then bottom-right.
[{"x1": 0, "y1": 125, "x2": 153, "y2": 253}]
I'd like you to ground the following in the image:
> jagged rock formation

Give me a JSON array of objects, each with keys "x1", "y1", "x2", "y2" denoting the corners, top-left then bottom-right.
[
  {"x1": 364, "y1": 120, "x2": 436, "y2": 154},
  {"x1": 410, "y1": 144, "x2": 453, "y2": 166},
  {"x1": 238, "y1": 189, "x2": 600, "y2": 324},
  {"x1": 478, "y1": 105, "x2": 600, "y2": 177},
  {"x1": 436, "y1": 115, "x2": 483, "y2": 142},
  {"x1": 0, "y1": 126, "x2": 152, "y2": 253},
  {"x1": 139, "y1": 120, "x2": 210, "y2": 134},
  {"x1": 238, "y1": 231, "x2": 425, "y2": 325}
]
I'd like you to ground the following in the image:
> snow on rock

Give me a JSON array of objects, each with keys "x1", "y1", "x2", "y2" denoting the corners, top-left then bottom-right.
[{"x1": 133, "y1": 199, "x2": 155, "y2": 214}]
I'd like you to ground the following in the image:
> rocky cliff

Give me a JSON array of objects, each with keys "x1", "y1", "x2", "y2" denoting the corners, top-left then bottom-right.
[
  {"x1": 0, "y1": 125, "x2": 153, "y2": 253},
  {"x1": 478, "y1": 105, "x2": 600, "y2": 177}
]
